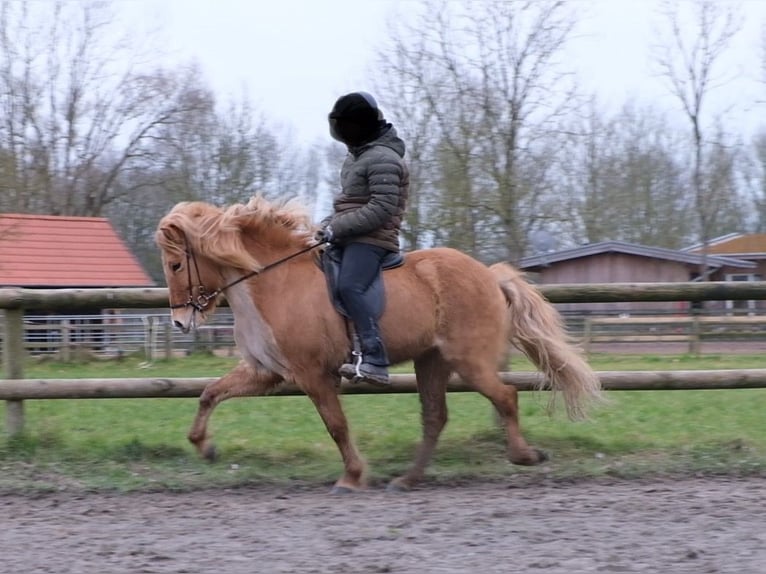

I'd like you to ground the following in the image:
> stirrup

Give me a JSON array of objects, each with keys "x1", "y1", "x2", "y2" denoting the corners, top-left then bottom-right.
[
  {"x1": 352, "y1": 349, "x2": 363, "y2": 378},
  {"x1": 338, "y1": 353, "x2": 390, "y2": 386},
  {"x1": 338, "y1": 350, "x2": 364, "y2": 383}
]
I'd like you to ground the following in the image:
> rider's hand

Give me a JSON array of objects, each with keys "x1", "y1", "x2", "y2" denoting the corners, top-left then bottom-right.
[{"x1": 314, "y1": 226, "x2": 335, "y2": 244}]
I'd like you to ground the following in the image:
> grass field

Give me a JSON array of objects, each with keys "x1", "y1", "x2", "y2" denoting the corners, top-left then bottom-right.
[{"x1": 1, "y1": 352, "x2": 765, "y2": 492}]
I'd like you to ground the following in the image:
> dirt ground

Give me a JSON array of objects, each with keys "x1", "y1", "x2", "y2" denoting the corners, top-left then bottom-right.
[{"x1": 2, "y1": 476, "x2": 764, "y2": 574}]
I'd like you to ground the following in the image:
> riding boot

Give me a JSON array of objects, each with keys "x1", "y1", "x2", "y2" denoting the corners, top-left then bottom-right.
[{"x1": 339, "y1": 324, "x2": 390, "y2": 386}]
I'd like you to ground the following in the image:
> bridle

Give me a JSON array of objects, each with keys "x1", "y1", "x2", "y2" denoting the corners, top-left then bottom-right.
[{"x1": 169, "y1": 237, "x2": 324, "y2": 313}]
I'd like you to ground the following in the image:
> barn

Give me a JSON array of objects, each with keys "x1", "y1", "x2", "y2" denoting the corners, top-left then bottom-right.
[
  {"x1": 684, "y1": 233, "x2": 766, "y2": 280},
  {"x1": 0, "y1": 213, "x2": 155, "y2": 351},
  {"x1": 0, "y1": 213, "x2": 154, "y2": 291},
  {"x1": 518, "y1": 240, "x2": 756, "y2": 315}
]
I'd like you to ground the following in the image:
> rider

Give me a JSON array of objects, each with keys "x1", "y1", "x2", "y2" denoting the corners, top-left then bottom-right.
[{"x1": 316, "y1": 91, "x2": 409, "y2": 386}]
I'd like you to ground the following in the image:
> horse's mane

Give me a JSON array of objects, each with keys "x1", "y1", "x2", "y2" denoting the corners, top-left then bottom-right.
[{"x1": 156, "y1": 195, "x2": 315, "y2": 270}]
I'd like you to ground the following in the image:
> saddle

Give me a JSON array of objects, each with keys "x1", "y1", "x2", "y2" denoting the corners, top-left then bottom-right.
[{"x1": 320, "y1": 245, "x2": 404, "y2": 319}]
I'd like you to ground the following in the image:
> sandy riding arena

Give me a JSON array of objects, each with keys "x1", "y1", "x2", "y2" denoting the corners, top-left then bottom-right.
[{"x1": 2, "y1": 476, "x2": 763, "y2": 574}]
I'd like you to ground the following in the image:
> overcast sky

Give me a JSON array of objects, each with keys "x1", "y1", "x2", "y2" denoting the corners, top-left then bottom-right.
[{"x1": 124, "y1": 0, "x2": 766, "y2": 144}]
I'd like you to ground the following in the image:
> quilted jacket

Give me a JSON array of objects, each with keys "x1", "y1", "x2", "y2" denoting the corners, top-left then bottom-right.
[{"x1": 327, "y1": 125, "x2": 409, "y2": 252}]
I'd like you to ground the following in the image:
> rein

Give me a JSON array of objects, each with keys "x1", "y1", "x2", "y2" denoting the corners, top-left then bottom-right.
[{"x1": 170, "y1": 239, "x2": 324, "y2": 313}]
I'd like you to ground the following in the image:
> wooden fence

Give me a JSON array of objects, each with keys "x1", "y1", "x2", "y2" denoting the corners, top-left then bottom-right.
[
  {"x1": 582, "y1": 315, "x2": 766, "y2": 354},
  {"x1": 3, "y1": 281, "x2": 766, "y2": 436}
]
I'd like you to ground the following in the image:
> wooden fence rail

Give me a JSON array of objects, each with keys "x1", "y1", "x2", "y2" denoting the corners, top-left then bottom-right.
[
  {"x1": 3, "y1": 281, "x2": 766, "y2": 309},
  {"x1": 1, "y1": 369, "x2": 766, "y2": 401},
  {"x1": 3, "y1": 281, "x2": 766, "y2": 436}
]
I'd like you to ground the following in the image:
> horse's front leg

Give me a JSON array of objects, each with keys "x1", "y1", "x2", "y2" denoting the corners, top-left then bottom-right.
[
  {"x1": 188, "y1": 360, "x2": 282, "y2": 461},
  {"x1": 300, "y1": 374, "x2": 367, "y2": 493}
]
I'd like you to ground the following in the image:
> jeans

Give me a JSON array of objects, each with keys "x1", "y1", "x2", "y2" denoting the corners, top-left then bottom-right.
[{"x1": 336, "y1": 242, "x2": 388, "y2": 335}]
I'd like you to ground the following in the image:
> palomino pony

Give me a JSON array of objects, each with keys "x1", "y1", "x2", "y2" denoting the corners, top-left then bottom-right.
[{"x1": 156, "y1": 195, "x2": 601, "y2": 492}]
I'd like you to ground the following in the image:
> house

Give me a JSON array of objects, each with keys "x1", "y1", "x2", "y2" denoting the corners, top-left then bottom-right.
[
  {"x1": 518, "y1": 240, "x2": 756, "y2": 314},
  {"x1": 0, "y1": 213, "x2": 155, "y2": 350}
]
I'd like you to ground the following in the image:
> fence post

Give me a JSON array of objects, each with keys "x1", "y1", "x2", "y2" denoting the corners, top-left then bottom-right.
[
  {"x1": 583, "y1": 317, "x2": 592, "y2": 354},
  {"x1": 690, "y1": 316, "x2": 701, "y2": 355},
  {"x1": 3, "y1": 308, "x2": 25, "y2": 435},
  {"x1": 164, "y1": 321, "x2": 173, "y2": 360},
  {"x1": 60, "y1": 319, "x2": 71, "y2": 362},
  {"x1": 149, "y1": 316, "x2": 158, "y2": 360},
  {"x1": 142, "y1": 315, "x2": 154, "y2": 361}
]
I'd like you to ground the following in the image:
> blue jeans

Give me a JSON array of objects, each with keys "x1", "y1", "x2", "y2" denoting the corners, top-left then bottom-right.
[{"x1": 336, "y1": 242, "x2": 389, "y2": 335}]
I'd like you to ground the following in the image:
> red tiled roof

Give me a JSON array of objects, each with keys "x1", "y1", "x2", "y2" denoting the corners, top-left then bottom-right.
[{"x1": 0, "y1": 213, "x2": 154, "y2": 287}]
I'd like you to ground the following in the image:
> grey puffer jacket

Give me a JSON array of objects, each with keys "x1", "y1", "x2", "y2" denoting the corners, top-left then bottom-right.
[{"x1": 327, "y1": 126, "x2": 409, "y2": 252}]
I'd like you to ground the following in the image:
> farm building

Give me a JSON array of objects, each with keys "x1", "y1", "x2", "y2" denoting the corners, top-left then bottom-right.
[
  {"x1": 0, "y1": 213, "x2": 154, "y2": 290},
  {"x1": 0, "y1": 213, "x2": 155, "y2": 352},
  {"x1": 518, "y1": 239, "x2": 757, "y2": 315},
  {"x1": 684, "y1": 233, "x2": 766, "y2": 280}
]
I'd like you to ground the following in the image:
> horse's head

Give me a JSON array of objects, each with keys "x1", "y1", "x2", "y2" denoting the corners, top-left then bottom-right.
[
  {"x1": 156, "y1": 195, "x2": 316, "y2": 332},
  {"x1": 155, "y1": 202, "x2": 227, "y2": 333}
]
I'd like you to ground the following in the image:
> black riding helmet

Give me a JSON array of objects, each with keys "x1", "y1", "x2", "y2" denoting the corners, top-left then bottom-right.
[{"x1": 328, "y1": 91, "x2": 385, "y2": 146}]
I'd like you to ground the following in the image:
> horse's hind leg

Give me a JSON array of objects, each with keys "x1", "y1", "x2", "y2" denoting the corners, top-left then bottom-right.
[
  {"x1": 188, "y1": 360, "x2": 282, "y2": 460},
  {"x1": 389, "y1": 349, "x2": 452, "y2": 491},
  {"x1": 453, "y1": 359, "x2": 546, "y2": 466}
]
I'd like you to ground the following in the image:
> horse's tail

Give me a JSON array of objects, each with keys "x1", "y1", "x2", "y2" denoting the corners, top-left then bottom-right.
[{"x1": 489, "y1": 262, "x2": 603, "y2": 420}]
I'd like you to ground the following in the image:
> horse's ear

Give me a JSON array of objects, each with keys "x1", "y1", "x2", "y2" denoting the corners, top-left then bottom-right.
[{"x1": 156, "y1": 221, "x2": 184, "y2": 247}]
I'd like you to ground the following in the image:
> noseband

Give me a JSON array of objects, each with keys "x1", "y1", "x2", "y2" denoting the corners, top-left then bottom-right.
[
  {"x1": 169, "y1": 244, "x2": 217, "y2": 313},
  {"x1": 169, "y1": 237, "x2": 323, "y2": 313}
]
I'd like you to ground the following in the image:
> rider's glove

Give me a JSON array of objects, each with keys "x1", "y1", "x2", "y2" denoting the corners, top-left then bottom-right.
[{"x1": 314, "y1": 226, "x2": 335, "y2": 244}]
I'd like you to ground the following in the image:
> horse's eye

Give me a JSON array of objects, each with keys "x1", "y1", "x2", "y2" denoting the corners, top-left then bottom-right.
[{"x1": 170, "y1": 262, "x2": 182, "y2": 272}]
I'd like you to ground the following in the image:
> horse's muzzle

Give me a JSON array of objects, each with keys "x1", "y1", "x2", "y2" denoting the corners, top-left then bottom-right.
[
  {"x1": 173, "y1": 319, "x2": 190, "y2": 334},
  {"x1": 170, "y1": 307, "x2": 196, "y2": 333}
]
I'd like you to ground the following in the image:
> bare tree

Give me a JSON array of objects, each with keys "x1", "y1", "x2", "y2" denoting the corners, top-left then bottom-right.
[
  {"x1": 744, "y1": 131, "x2": 766, "y2": 232},
  {"x1": 269, "y1": 129, "x2": 323, "y2": 212},
  {"x1": 653, "y1": 0, "x2": 743, "y2": 277},
  {"x1": 106, "y1": 87, "x2": 318, "y2": 281},
  {"x1": 142, "y1": 82, "x2": 289, "y2": 206},
  {"x1": 0, "y1": 0, "x2": 209, "y2": 216},
  {"x1": 320, "y1": 140, "x2": 352, "y2": 218},
  {"x1": 374, "y1": 0, "x2": 579, "y2": 263},
  {"x1": 563, "y1": 100, "x2": 694, "y2": 248},
  {"x1": 742, "y1": 28, "x2": 766, "y2": 232},
  {"x1": 371, "y1": 45, "x2": 438, "y2": 250}
]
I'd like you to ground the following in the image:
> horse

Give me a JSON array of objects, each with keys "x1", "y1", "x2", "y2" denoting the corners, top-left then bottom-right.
[{"x1": 155, "y1": 195, "x2": 602, "y2": 492}]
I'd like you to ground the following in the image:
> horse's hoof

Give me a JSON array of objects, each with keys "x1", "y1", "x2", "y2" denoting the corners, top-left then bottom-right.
[
  {"x1": 202, "y1": 444, "x2": 218, "y2": 462},
  {"x1": 330, "y1": 485, "x2": 357, "y2": 495},
  {"x1": 510, "y1": 448, "x2": 549, "y2": 466},
  {"x1": 386, "y1": 480, "x2": 412, "y2": 493}
]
